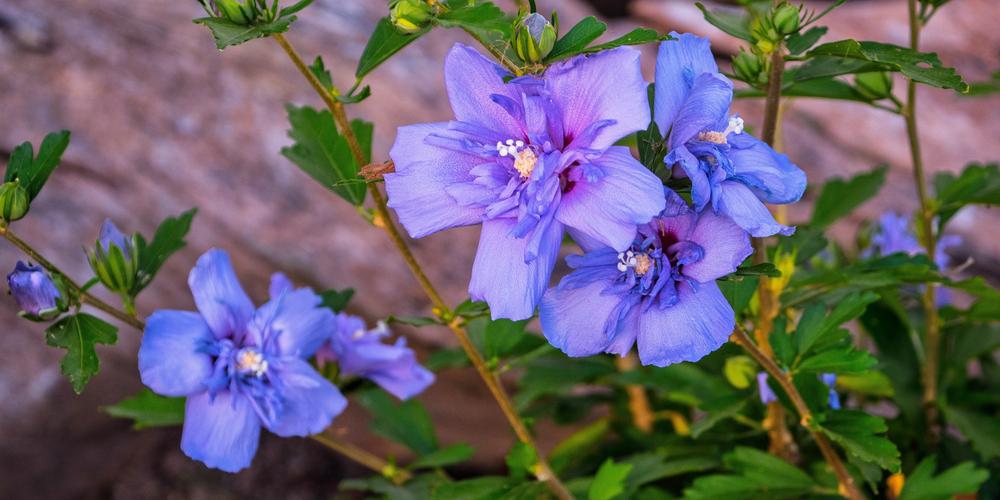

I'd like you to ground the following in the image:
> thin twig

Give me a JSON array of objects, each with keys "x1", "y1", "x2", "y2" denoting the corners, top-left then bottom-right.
[
  {"x1": 732, "y1": 326, "x2": 863, "y2": 500},
  {"x1": 271, "y1": 33, "x2": 572, "y2": 500},
  {"x1": 312, "y1": 433, "x2": 412, "y2": 484}
]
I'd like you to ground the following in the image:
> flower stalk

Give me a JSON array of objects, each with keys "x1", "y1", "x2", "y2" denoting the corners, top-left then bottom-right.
[
  {"x1": 312, "y1": 432, "x2": 413, "y2": 484},
  {"x1": 271, "y1": 32, "x2": 572, "y2": 500},
  {"x1": 904, "y1": 0, "x2": 941, "y2": 441},
  {"x1": 732, "y1": 326, "x2": 863, "y2": 500}
]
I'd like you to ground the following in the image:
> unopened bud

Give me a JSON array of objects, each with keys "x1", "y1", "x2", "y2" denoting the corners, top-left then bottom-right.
[
  {"x1": 0, "y1": 182, "x2": 29, "y2": 222},
  {"x1": 390, "y1": 0, "x2": 431, "y2": 34},
  {"x1": 86, "y1": 219, "x2": 140, "y2": 295},
  {"x1": 215, "y1": 0, "x2": 251, "y2": 25},
  {"x1": 732, "y1": 49, "x2": 763, "y2": 84},
  {"x1": 854, "y1": 72, "x2": 893, "y2": 100},
  {"x1": 772, "y1": 3, "x2": 801, "y2": 36},
  {"x1": 514, "y1": 12, "x2": 557, "y2": 63}
]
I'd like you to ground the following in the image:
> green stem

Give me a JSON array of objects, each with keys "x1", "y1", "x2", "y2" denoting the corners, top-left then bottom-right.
[
  {"x1": 0, "y1": 224, "x2": 145, "y2": 330},
  {"x1": 905, "y1": 0, "x2": 941, "y2": 441},
  {"x1": 732, "y1": 327, "x2": 863, "y2": 500},
  {"x1": 312, "y1": 433, "x2": 412, "y2": 484},
  {"x1": 271, "y1": 33, "x2": 572, "y2": 500}
]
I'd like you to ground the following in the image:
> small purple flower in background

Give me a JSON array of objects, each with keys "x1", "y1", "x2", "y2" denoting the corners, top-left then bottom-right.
[
  {"x1": 757, "y1": 371, "x2": 777, "y2": 404},
  {"x1": 540, "y1": 189, "x2": 752, "y2": 366},
  {"x1": 757, "y1": 371, "x2": 841, "y2": 409},
  {"x1": 317, "y1": 313, "x2": 435, "y2": 400},
  {"x1": 870, "y1": 211, "x2": 962, "y2": 305},
  {"x1": 99, "y1": 218, "x2": 131, "y2": 257},
  {"x1": 138, "y1": 250, "x2": 345, "y2": 473},
  {"x1": 7, "y1": 261, "x2": 61, "y2": 316},
  {"x1": 821, "y1": 373, "x2": 841, "y2": 410},
  {"x1": 385, "y1": 43, "x2": 665, "y2": 320},
  {"x1": 654, "y1": 33, "x2": 806, "y2": 237}
]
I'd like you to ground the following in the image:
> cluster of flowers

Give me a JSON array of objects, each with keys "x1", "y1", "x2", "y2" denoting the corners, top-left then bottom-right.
[
  {"x1": 7, "y1": 223, "x2": 434, "y2": 473},
  {"x1": 385, "y1": 33, "x2": 806, "y2": 367}
]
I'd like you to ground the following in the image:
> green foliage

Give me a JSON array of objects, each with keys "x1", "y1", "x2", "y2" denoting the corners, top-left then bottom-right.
[
  {"x1": 790, "y1": 292, "x2": 878, "y2": 373},
  {"x1": 933, "y1": 162, "x2": 1000, "y2": 230},
  {"x1": 506, "y1": 442, "x2": 538, "y2": 480},
  {"x1": 281, "y1": 104, "x2": 369, "y2": 205},
  {"x1": 786, "y1": 27, "x2": 827, "y2": 55},
  {"x1": 940, "y1": 405, "x2": 1000, "y2": 461},
  {"x1": 3, "y1": 130, "x2": 71, "y2": 202},
  {"x1": 319, "y1": 288, "x2": 354, "y2": 312},
  {"x1": 356, "y1": 17, "x2": 431, "y2": 80},
  {"x1": 194, "y1": 15, "x2": 295, "y2": 50},
  {"x1": 45, "y1": 313, "x2": 118, "y2": 393},
  {"x1": 134, "y1": 209, "x2": 197, "y2": 293},
  {"x1": 810, "y1": 166, "x2": 888, "y2": 228},
  {"x1": 898, "y1": 456, "x2": 989, "y2": 500},
  {"x1": 409, "y1": 443, "x2": 476, "y2": 470},
  {"x1": 588, "y1": 459, "x2": 632, "y2": 500},
  {"x1": 684, "y1": 447, "x2": 819, "y2": 498},
  {"x1": 804, "y1": 40, "x2": 968, "y2": 91},
  {"x1": 546, "y1": 16, "x2": 664, "y2": 63},
  {"x1": 819, "y1": 410, "x2": 900, "y2": 471},
  {"x1": 104, "y1": 389, "x2": 185, "y2": 429},
  {"x1": 356, "y1": 389, "x2": 437, "y2": 455},
  {"x1": 694, "y1": 3, "x2": 752, "y2": 42}
]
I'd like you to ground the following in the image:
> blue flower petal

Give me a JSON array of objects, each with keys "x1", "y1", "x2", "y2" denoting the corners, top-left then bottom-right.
[
  {"x1": 683, "y1": 210, "x2": 753, "y2": 283},
  {"x1": 349, "y1": 340, "x2": 436, "y2": 400},
  {"x1": 714, "y1": 181, "x2": 795, "y2": 237},
  {"x1": 728, "y1": 133, "x2": 806, "y2": 204},
  {"x1": 256, "y1": 286, "x2": 335, "y2": 359},
  {"x1": 668, "y1": 72, "x2": 733, "y2": 149},
  {"x1": 444, "y1": 44, "x2": 521, "y2": 137},
  {"x1": 181, "y1": 390, "x2": 261, "y2": 473},
  {"x1": 636, "y1": 281, "x2": 733, "y2": 367},
  {"x1": 386, "y1": 123, "x2": 488, "y2": 238},
  {"x1": 654, "y1": 33, "x2": 721, "y2": 138},
  {"x1": 556, "y1": 147, "x2": 665, "y2": 252},
  {"x1": 469, "y1": 217, "x2": 563, "y2": 320},
  {"x1": 665, "y1": 145, "x2": 712, "y2": 212},
  {"x1": 540, "y1": 276, "x2": 623, "y2": 357},
  {"x1": 188, "y1": 249, "x2": 255, "y2": 340},
  {"x1": 266, "y1": 358, "x2": 347, "y2": 437},
  {"x1": 546, "y1": 47, "x2": 650, "y2": 150},
  {"x1": 138, "y1": 310, "x2": 214, "y2": 397}
]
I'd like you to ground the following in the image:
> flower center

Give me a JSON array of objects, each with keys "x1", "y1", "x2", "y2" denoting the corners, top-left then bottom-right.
[
  {"x1": 496, "y1": 138, "x2": 538, "y2": 179},
  {"x1": 696, "y1": 116, "x2": 744, "y2": 145},
  {"x1": 235, "y1": 348, "x2": 268, "y2": 377},
  {"x1": 617, "y1": 250, "x2": 654, "y2": 276}
]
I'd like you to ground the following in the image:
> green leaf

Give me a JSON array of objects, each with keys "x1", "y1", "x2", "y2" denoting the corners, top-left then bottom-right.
[
  {"x1": 454, "y1": 299, "x2": 490, "y2": 319},
  {"x1": 505, "y1": 442, "x2": 538, "y2": 480},
  {"x1": 549, "y1": 418, "x2": 611, "y2": 474},
  {"x1": 694, "y1": 3, "x2": 752, "y2": 42},
  {"x1": 431, "y1": 477, "x2": 511, "y2": 500},
  {"x1": 103, "y1": 389, "x2": 184, "y2": 429},
  {"x1": 319, "y1": 288, "x2": 354, "y2": 312},
  {"x1": 434, "y1": 3, "x2": 515, "y2": 68},
  {"x1": 389, "y1": 315, "x2": 442, "y2": 327},
  {"x1": 795, "y1": 292, "x2": 878, "y2": 357},
  {"x1": 409, "y1": 443, "x2": 475, "y2": 470},
  {"x1": 279, "y1": 0, "x2": 314, "y2": 18},
  {"x1": 193, "y1": 16, "x2": 294, "y2": 50},
  {"x1": 481, "y1": 318, "x2": 543, "y2": 360},
  {"x1": 797, "y1": 348, "x2": 876, "y2": 374},
  {"x1": 135, "y1": 209, "x2": 197, "y2": 293},
  {"x1": 547, "y1": 16, "x2": 607, "y2": 61},
  {"x1": 589, "y1": 459, "x2": 633, "y2": 500},
  {"x1": 898, "y1": 456, "x2": 988, "y2": 500},
  {"x1": 806, "y1": 40, "x2": 968, "y2": 91},
  {"x1": 964, "y1": 69, "x2": 1000, "y2": 96},
  {"x1": 45, "y1": 313, "x2": 118, "y2": 394},
  {"x1": 719, "y1": 276, "x2": 758, "y2": 315},
  {"x1": 309, "y1": 55, "x2": 333, "y2": 91},
  {"x1": 581, "y1": 28, "x2": 664, "y2": 54},
  {"x1": 281, "y1": 104, "x2": 367, "y2": 205},
  {"x1": 734, "y1": 262, "x2": 780, "y2": 278},
  {"x1": 835, "y1": 371, "x2": 894, "y2": 397},
  {"x1": 357, "y1": 389, "x2": 437, "y2": 455},
  {"x1": 4, "y1": 130, "x2": 71, "y2": 201},
  {"x1": 684, "y1": 447, "x2": 817, "y2": 499},
  {"x1": 622, "y1": 454, "x2": 718, "y2": 490},
  {"x1": 810, "y1": 165, "x2": 887, "y2": 228},
  {"x1": 356, "y1": 17, "x2": 430, "y2": 79},
  {"x1": 933, "y1": 162, "x2": 1000, "y2": 230},
  {"x1": 735, "y1": 77, "x2": 878, "y2": 104},
  {"x1": 786, "y1": 27, "x2": 827, "y2": 55},
  {"x1": 941, "y1": 405, "x2": 1000, "y2": 460},
  {"x1": 819, "y1": 410, "x2": 900, "y2": 471}
]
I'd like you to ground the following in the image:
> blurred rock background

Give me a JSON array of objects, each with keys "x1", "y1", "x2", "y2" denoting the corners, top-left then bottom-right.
[{"x1": 0, "y1": 0, "x2": 996, "y2": 497}]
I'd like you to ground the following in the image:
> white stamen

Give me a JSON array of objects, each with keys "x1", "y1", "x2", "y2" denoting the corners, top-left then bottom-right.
[
  {"x1": 617, "y1": 250, "x2": 653, "y2": 276},
  {"x1": 723, "y1": 116, "x2": 744, "y2": 136},
  {"x1": 697, "y1": 116, "x2": 745, "y2": 144},
  {"x1": 235, "y1": 349, "x2": 268, "y2": 377}
]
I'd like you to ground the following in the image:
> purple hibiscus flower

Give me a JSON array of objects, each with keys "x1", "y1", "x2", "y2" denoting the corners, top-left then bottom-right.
[
  {"x1": 385, "y1": 43, "x2": 665, "y2": 320},
  {"x1": 539, "y1": 189, "x2": 752, "y2": 366},
  {"x1": 7, "y1": 261, "x2": 61, "y2": 316},
  {"x1": 655, "y1": 33, "x2": 806, "y2": 237},
  {"x1": 316, "y1": 313, "x2": 435, "y2": 400},
  {"x1": 138, "y1": 250, "x2": 346, "y2": 473},
  {"x1": 869, "y1": 211, "x2": 962, "y2": 305}
]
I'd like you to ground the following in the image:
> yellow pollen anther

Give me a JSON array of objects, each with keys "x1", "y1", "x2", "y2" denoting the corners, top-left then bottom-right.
[
  {"x1": 697, "y1": 131, "x2": 728, "y2": 144},
  {"x1": 633, "y1": 254, "x2": 652, "y2": 276},
  {"x1": 236, "y1": 349, "x2": 267, "y2": 376},
  {"x1": 514, "y1": 148, "x2": 538, "y2": 178}
]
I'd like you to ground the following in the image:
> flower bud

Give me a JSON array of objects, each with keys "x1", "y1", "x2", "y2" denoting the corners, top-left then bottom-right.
[
  {"x1": 731, "y1": 49, "x2": 763, "y2": 84},
  {"x1": 7, "y1": 261, "x2": 62, "y2": 318},
  {"x1": 514, "y1": 12, "x2": 557, "y2": 64},
  {"x1": 0, "y1": 181, "x2": 29, "y2": 222},
  {"x1": 215, "y1": 0, "x2": 251, "y2": 25},
  {"x1": 772, "y1": 3, "x2": 801, "y2": 36},
  {"x1": 86, "y1": 219, "x2": 140, "y2": 295},
  {"x1": 854, "y1": 72, "x2": 893, "y2": 100},
  {"x1": 390, "y1": 0, "x2": 432, "y2": 34}
]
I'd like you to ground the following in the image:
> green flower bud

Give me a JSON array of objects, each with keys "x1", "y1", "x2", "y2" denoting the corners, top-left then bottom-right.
[
  {"x1": 724, "y1": 355, "x2": 758, "y2": 389},
  {"x1": 732, "y1": 49, "x2": 763, "y2": 84},
  {"x1": 514, "y1": 12, "x2": 557, "y2": 64},
  {"x1": 216, "y1": 0, "x2": 251, "y2": 25},
  {"x1": 390, "y1": 0, "x2": 432, "y2": 34},
  {"x1": 0, "y1": 182, "x2": 29, "y2": 222},
  {"x1": 772, "y1": 3, "x2": 801, "y2": 36},
  {"x1": 854, "y1": 72, "x2": 893, "y2": 100},
  {"x1": 86, "y1": 220, "x2": 141, "y2": 296}
]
